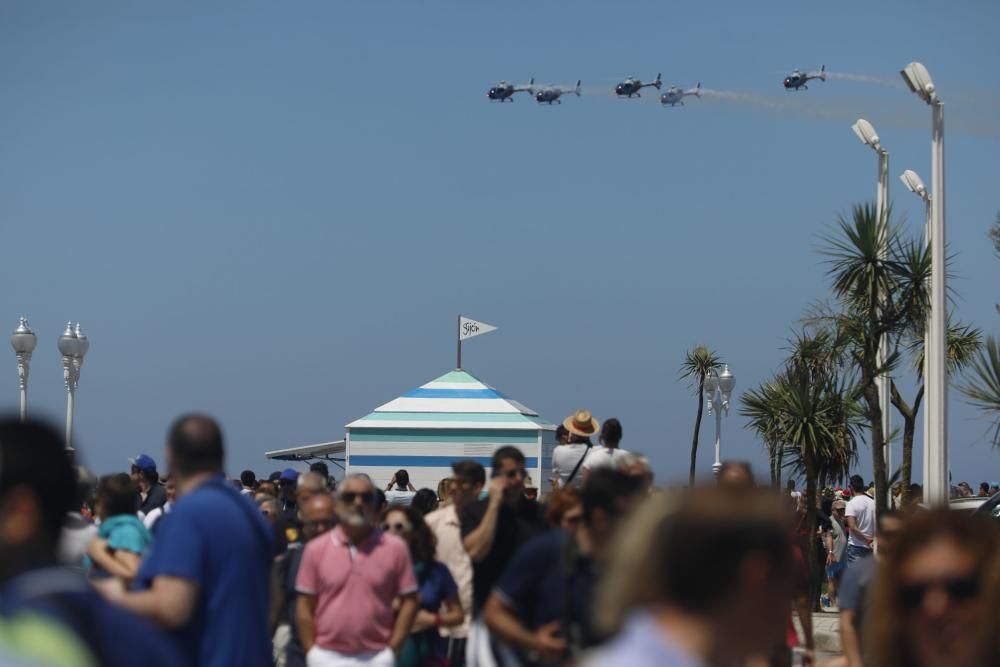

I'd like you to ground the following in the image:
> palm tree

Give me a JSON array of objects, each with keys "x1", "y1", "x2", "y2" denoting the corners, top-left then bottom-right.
[
  {"x1": 679, "y1": 346, "x2": 722, "y2": 485},
  {"x1": 740, "y1": 378, "x2": 786, "y2": 488},
  {"x1": 819, "y1": 203, "x2": 926, "y2": 513},
  {"x1": 958, "y1": 336, "x2": 1000, "y2": 446},
  {"x1": 743, "y1": 331, "x2": 862, "y2": 608},
  {"x1": 891, "y1": 322, "x2": 982, "y2": 502}
]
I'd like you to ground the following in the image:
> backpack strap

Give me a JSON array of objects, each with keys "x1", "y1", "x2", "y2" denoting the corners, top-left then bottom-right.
[{"x1": 564, "y1": 444, "x2": 593, "y2": 487}]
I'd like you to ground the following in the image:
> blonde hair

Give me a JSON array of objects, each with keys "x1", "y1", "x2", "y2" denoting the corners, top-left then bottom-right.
[{"x1": 867, "y1": 511, "x2": 1000, "y2": 666}]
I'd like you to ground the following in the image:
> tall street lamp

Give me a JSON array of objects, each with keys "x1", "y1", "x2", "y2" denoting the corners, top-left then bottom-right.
[
  {"x1": 705, "y1": 364, "x2": 736, "y2": 478},
  {"x1": 58, "y1": 322, "x2": 90, "y2": 452},
  {"x1": 900, "y1": 61, "x2": 947, "y2": 507},
  {"x1": 850, "y1": 118, "x2": 893, "y2": 478},
  {"x1": 10, "y1": 317, "x2": 38, "y2": 421},
  {"x1": 900, "y1": 168, "x2": 933, "y2": 493}
]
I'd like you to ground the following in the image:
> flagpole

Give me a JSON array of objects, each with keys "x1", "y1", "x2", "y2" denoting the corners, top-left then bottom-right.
[{"x1": 457, "y1": 314, "x2": 462, "y2": 370}]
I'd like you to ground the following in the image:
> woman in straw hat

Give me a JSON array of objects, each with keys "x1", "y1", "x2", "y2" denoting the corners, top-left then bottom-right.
[{"x1": 551, "y1": 409, "x2": 600, "y2": 489}]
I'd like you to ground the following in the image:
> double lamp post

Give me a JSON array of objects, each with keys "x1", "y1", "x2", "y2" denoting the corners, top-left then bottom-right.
[
  {"x1": 846, "y1": 61, "x2": 948, "y2": 507},
  {"x1": 10, "y1": 317, "x2": 90, "y2": 451}
]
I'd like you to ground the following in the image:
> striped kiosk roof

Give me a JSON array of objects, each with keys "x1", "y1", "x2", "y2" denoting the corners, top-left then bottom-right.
[{"x1": 346, "y1": 370, "x2": 555, "y2": 430}]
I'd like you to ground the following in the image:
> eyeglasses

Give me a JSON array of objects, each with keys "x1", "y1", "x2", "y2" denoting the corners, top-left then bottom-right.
[
  {"x1": 898, "y1": 576, "x2": 979, "y2": 610},
  {"x1": 340, "y1": 491, "x2": 375, "y2": 504},
  {"x1": 381, "y1": 521, "x2": 411, "y2": 534}
]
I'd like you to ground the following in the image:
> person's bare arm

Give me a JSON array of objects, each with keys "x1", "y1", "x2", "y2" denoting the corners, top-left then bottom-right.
[
  {"x1": 462, "y1": 477, "x2": 505, "y2": 562},
  {"x1": 106, "y1": 576, "x2": 198, "y2": 629},
  {"x1": 296, "y1": 593, "x2": 318, "y2": 653},
  {"x1": 87, "y1": 539, "x2": 140, "y2": 581},
  {"x1": 845, "y1": 516, "x2": 872, "y2": 545},
  {"x1": 411, "y1": 594, "x2": 464, "y2": 632},
  {"x1": 839, "y1": 610, "x2": 864, "y2": 667},
  {"x1": 483, "y1": 593, "x2": 567, "y2": 664},
  {"x1": 389, "y1": 593, "x2": 419, "y2": 656}
]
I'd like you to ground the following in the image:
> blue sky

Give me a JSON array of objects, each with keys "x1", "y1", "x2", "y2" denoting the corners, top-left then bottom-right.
[{"x1": 2, "y1": 0, "x2": 998, "y2": 487}]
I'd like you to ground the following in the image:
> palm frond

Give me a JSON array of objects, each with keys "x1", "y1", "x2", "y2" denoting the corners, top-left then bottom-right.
[{"x1": 957, "y1": 336, "x2": 1000, "y2": 446}]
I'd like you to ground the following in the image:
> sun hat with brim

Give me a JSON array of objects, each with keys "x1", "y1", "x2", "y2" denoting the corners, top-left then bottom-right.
[{"x1": 563, "y1": 409, "x2": 600, "y2": 438}]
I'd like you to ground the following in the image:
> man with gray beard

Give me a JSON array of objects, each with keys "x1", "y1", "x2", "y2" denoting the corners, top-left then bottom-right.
[{"x1": 296, "y1": 474, "x2": 419, "y2": 666}]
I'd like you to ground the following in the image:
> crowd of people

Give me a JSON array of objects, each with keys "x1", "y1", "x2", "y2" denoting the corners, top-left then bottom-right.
[{"x1": 1, "y1": 409, "x2": 999, "y2": 667}]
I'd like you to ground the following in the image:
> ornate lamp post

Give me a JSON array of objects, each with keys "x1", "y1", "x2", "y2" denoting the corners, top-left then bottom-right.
[
  {"x1": 58, "y1": 322, "x2": 89, "y2": 451},
  {"x1": 706, "y1": 364, "x2": 736, "y2": 478},
  {"x1": 10, "y1": 317, "x2": 38, "y2": 421}
]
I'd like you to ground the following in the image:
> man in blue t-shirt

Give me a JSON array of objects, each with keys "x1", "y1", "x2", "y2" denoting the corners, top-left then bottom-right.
[
  {"x1": 483, "y1": 469, "x2": 645, "y2": 666},
  {"x1": 105, "y1": 414, "x2": 274, "y2": 667}
]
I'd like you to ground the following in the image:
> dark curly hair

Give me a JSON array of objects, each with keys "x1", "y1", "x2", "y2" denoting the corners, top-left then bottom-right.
[{"x1": 382, "y1": 504, "x2": 437, "y2": 564}]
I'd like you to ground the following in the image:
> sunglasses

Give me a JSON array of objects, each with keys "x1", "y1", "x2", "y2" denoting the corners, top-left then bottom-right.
[
  {"x1": 381, "y1": 521, "x2": 411, "y2": 534},
  {"x1": 340, "y1": 491, "x2": 375, "y2": 504},
  {"x1": 899, "y1": 575, "x2": 979, "y2": 610}
]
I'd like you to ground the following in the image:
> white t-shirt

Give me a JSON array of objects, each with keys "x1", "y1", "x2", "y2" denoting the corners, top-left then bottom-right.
[
  {"x1": 845, "y1": 493, "x2": 876, "y2": 549},
  {"x1": 144, "y1": 501, "x2": 173, "y2": 531},
  {"x1": 385, "y1": 489, "x2": 416, "y2": 506},
  {"x1": 582, "y1": 447, "x2": 631, "y2": 472},
  {"x1": 58, "y1": 512, "x2": 98, "y2": 568},
  {"x1": 551, "y1": 444, "x2": 592, "y2": 488}
]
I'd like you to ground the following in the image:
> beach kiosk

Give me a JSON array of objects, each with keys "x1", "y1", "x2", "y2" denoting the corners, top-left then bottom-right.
[{"x1": 345, "y1": 370, "x2": 557, "y2": 491}]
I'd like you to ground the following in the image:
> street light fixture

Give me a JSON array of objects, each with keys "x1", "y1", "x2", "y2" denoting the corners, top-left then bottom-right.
[
  {"x1": 900, "y1": 61, "x2": 947, "y2": 508},
  {"x1": 58, "y1": 322, "x2": 89, "y2": 452},
  {"x1": 851, "y1": 118, "x2": 893, "y2": 479},
  {"x1": 10, "y1": 317, "x2": 38, "y2": 421},
  {"x1": 901, "y1": 168, "x2": 933, "y2": 493},
  {"x1": 706, "y1": 364, "x2": 736, "y2": 478}
]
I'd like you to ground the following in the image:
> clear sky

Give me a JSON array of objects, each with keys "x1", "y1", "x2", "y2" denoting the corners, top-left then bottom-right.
[{"x1": 3, "y1": 0, "x2": 998, "y2": 486}]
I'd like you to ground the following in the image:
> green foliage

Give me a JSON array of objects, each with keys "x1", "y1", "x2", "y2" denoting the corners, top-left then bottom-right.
[
  {"x1": 678, "y1": 346, "x2": 722, "y2": 388},
  {"x1": 958, "y1": 336, "x2": 1000, "y2": 446},
  {"x1": 990, "y1": 212, "x2": 1000, "y2": 258}
]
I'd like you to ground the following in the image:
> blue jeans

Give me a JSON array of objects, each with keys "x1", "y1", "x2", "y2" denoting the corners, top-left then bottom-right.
[{"x1": 846, "y1": 544, "x2": 872, "y2": 564}]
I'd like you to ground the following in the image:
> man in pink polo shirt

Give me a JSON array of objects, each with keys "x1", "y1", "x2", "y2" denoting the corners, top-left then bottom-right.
[{"x1": 296, "y1": 474, "x2": 419, "y2": 667}]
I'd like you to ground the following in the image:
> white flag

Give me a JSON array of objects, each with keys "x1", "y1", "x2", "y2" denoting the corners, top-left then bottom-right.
[{"x1": 459, "y1": 316, "x2": 497, "y2": 341}]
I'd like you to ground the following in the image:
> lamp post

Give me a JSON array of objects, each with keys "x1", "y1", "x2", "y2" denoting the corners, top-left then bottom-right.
[
  {"x1": 58, "y1": 322, "x2": 89, "y2": 452},
  {"x1": 705, "y1": 364, "x2": 735, "y2": 478},
  {"x1": 900, "y1": 61, "x2": 947, "y2": 507},
  {"x1": 10, "y1": 317, "x2": 38, "y2": 421},
  {"x1": 900, "y1": 169, "x2": 933, "y2": 493},
  {"x1": 850, "y1": 118, "x2": 893, "y2": 477}
]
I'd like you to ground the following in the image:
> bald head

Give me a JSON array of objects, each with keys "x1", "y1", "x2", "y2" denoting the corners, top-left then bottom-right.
[
  {"x1": 302, "y1": 493, "x2": 337, "y2": 540},
  {"x1": 168, "y1": 414, "x2": 224, "y2": 477}
]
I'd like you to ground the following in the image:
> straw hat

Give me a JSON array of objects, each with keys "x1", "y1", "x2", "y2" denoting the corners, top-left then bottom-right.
[{"x1": 564, "y1": 409, "x2": 600, "y2": 438}]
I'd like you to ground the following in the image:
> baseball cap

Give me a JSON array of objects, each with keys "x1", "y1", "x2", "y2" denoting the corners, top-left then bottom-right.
[
  {"x1": 279, "y1": 468, "x2": 299, "y2": 482},
  {"x1": 128, "y1": 454, "x2": 157, "y2": 473}
]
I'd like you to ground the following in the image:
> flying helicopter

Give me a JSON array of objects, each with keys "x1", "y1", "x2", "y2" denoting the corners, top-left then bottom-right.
[
  {"x1": 783, "y1": 65, "x2": 826, "y2": 90},
  {"x1": 614, "y1": 73, "x2": 662, "y2": 98},
  {"x1": 535, "y1": 80, "x2": 581, "y2": 105},
  {"x1": 660, "y1": 82, "x2": 702, "y2": 106},
  {"x1": 486, "y1": 78, "x2": 535, "y2": 102}
]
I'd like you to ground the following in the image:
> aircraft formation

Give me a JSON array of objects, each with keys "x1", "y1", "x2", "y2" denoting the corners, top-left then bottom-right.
[{"x1": 485, "y1": 66, "x2": 824, "y2": 107}]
